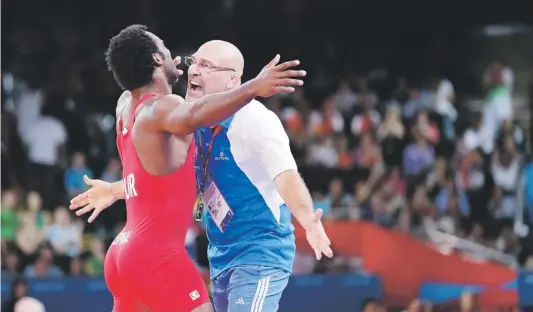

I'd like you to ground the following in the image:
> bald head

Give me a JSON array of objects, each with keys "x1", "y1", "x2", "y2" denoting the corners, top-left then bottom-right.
[
  {"x1": 196, "y1": 40, "x2": 244, "y2": 73},
  {"x1": 186, "y1": 40, "x2": 245, "y2": 101}
]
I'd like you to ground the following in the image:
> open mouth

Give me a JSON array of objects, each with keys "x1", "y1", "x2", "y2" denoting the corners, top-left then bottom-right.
[{"x1": 189, "y1": 81, "x2": 203, "y2": 92}]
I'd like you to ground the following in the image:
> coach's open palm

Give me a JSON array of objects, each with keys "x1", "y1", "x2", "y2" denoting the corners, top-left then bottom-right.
[
  {"x1": 306, "y1": 209, "x2": 334, "y2": 260},
  {"x1": 251, "y1": 54, "x2": 306, "y2": 97},
  {"x1": 69, "y1": 175, "x2": 116, "y2": 223}
]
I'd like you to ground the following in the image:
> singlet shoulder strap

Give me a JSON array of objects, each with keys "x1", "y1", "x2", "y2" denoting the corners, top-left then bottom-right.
[{"x1": 129, "y1": 93, "x2": 158, "y2": 128}]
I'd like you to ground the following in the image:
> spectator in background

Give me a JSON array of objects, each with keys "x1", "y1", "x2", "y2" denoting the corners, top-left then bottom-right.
[
  {"x1": 367, "y1": 190, "x2": 395, "y2": 227},
  {"x1": 69, "y1": 257, "x2": 83, "y2": 276},
  {"x1": 25, "y1": 110, "x2": 67, "y2": 209},
  {"x1": 100, "y1": 158, "x2": 121, "y2": 183},
  {"x1": 312, "y1": 191, "x2": 330, "y2": 217},
  {"x1": 336, "y1": 136, "x2": 352, "y2": 169},
  {"x1": 47, "y1": 206, "x2": 82, "y2": 258},
  {"x1": 435, "y1": 192, "x2": 463, "y2": 235},
  {"x1": 351, "y1": 132, "x2": 382, "y2": 170},
  {"x1": 433, "y1": 79, "x2": 457, "y2": 141},
  {"x1": 462, "y1": 112, "x2": 485, "y2": 154},
  {"x1": 403, "y1": 129, "x2": 435, "y2": 178},
  {"x1": 322, "y1": 178, "x2": 354, "y2": 218},
  {"x1": 354, "y1": 77, "x2": 379, "y2": 107},
  {"x1": 496, "y1": 225, "x2": 520, "y2": 255},
  {"x1": 24, "y1": 192, "x2": 49, "y2": 230},
  {"x1": 1, "y1": 190, "x2": 20, "y2": 242},
  {"x1": 65, "y1": 152, "x2": 93, "y2": 198},
  {"x1": 458, "y1": 148, "x2": 491, "y2": 224},
  {"x1": 479, "y1": 61, "x2": 513, "y2": 154},
  {"x1": 402, "y1": 87, "x2": 422, "y2": 120},
  {"x1": 308, "y1": 99, "x2": 344, "y2": 137},
  {"x1": 16, "y1": 209, "x2": 46, "y2": 260},
  {"x1": 425, "y1": 157, "x2": 447, "y2": 193},
  {"x1": 2, "y1": 250, "x2": 21, "y2": 278},
  {"x1": 281, "y1": 106, "x2": 303, "y2": 134},
  {"x1": 2, "y1": 113, "x2": 26, "y2": 189},
  {"x1": 307, "y1": 135, "x2": 339, "y2": 168},
  {"x1": 376, "y1": 104, "x2": 405, "y2": 167},
  {"x1": 501, "y1": 134, "x2": 520, "y2": 159},
  {"x1": 353, "y1": 182, "x2": 371, "y2": 218},
  {"x1": 381, "y1": 178, "x2": 406, "y2": 214},
  {"x1": 15, "y1": 85, "x2": 43, "y2": 146},
  {"x1": 414, "y1": 110, "x2": 440, "y2": 145},
  {"x1": 384, "y1": 167, "x2": 406, "y2": 196},
  {"x1": 2, "y1": 277, "x2": 30, "y2": 312},
  {"x1": 330, "y1": 79, "x2": 357, "y2": 115},
  {"x1": 282, "y1": 106, "x2": 309, "y2": 164},
  {"x1": 84, "y1": 237, "x2": 105, "y2": 276},
  {"x1": 498, "y1": 121, "x2": 525, "y2": 153},
  {"x1": 435, "y1": 173, "x2": 470, "y2": 217},
  {"x1": 491, "y1": 150, "x2": 520, "y2": 219},
  {"x1": 23, "y1": 246, "x2": 64, "y2": 278},
  {"x1": 502, "y1": 65, "x2": 514, "y2": 93},
  {"x1": 350, "y1": 94, "x2": 381, "y2": 137}
]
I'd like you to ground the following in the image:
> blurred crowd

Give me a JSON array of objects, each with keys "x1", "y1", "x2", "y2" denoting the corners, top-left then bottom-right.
[
  {"x1": 280, "y1": 62, "x2": 532, "y2": 275},
  {"x1": 3, "y1": 58, "x2": 532, "y2": 280},
  {"x1": 2, "y1": 1, "x2": 533, "y2": 311}
]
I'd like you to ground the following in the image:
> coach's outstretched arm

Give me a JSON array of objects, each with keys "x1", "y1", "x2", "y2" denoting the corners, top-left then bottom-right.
[
  {"x1": 247, "y1": 109, "x2": 333, "y2": 260},
  {"x1": 153, "y1": 55, "x2": 306, "y2": 135}
]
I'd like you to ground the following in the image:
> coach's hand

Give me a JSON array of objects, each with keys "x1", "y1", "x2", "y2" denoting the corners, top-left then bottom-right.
[
  {"x1": 251, "y1": 54, "x2": 306, "y2": 97},
  {"x1": 305, "y1": 209, "x2": 333, "y2": 260},
  {"x1": 69, "y1": 175, "x2": 116, "y2": 223}
]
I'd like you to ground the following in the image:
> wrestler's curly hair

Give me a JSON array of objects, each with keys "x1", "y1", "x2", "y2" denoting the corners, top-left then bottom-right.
[{"x1": 105, "y1": 24, "x2": 160, "y2": 91}]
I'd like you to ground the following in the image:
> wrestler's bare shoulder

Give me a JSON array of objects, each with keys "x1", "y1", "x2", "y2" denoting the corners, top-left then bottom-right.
[
  {"x1": 148, "y1": 94, "x2": 190, "y2": 120},
  {"x1": 116, "y1": 91, "x2": 131, "y2": 117}
]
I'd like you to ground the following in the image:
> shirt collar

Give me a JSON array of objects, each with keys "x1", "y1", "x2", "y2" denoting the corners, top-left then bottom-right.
[{"x1": 199, "y1": 115, "x2": 234, "y2": 132}]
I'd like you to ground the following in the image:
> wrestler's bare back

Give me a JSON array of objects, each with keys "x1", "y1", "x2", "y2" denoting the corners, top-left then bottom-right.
[{"x1": 116, "y1": 91, "x2": 192, "y2": 176}]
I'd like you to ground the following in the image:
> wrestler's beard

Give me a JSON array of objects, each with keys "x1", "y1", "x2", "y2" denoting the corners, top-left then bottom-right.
[{"x1": 167, "y1": 72, "x2": 179, "y2": 87}]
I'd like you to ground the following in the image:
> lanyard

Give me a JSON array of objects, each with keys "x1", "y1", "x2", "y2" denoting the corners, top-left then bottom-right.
[{"x1": 194, "y1": 126, "x2": 222, "y2": 221}]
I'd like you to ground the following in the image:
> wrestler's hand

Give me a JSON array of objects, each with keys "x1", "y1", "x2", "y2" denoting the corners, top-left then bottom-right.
[
  {"x1": 305, "y1": 209, "x2": 333, "y2": 260},
  {"x1": 251, "y1": 54, "x2": 306, "y2": 97},
  {"x1": 69, "y1": 175, "x2": 116, "y2": 223}
]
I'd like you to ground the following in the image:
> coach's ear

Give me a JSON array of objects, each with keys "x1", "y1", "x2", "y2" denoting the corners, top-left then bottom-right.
[
  {"x1": 152, "y1": 52, "x2": 164, "y2": 67},
  {"x1": 226, "y1": 73, "x2": 242, "y2": 90}
]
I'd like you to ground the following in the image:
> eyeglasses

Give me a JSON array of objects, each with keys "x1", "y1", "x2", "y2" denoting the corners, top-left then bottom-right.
[{"x1": 184, "y1": 56, "x2": 236, "y2": 73}]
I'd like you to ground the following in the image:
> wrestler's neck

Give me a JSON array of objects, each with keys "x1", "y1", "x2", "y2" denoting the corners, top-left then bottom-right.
[{"x1": 131, "y1": 75, "x2": 172, "y2": 101}]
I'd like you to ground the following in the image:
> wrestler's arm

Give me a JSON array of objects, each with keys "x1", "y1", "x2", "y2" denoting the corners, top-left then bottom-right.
[
  {"x1": 108, "y1": 91, "x2": 130, "y2": 201},
  {"x1": 69, "y1": 176, "x2": 125, "y2": 219},
  {"x1": 150, "y1": 82, "x2": 256, "y2": 134},
  {"x1": 109, "y1": 181, "x2": 125, "y2": 200},
  {"x1": 150, "y1": 56, "x2": 306, "y2": 134},
  {"x1": 86, "y1": 83, "x2": 258, "y2": 202}
]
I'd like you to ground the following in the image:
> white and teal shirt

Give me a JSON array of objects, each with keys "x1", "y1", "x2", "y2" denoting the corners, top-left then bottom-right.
[
  {"x1": 480, "y1": 85, "x2": 513, "y2": 153},
  {"x1": 193, "y1": 99, "x2": 297, "y2": 279}
]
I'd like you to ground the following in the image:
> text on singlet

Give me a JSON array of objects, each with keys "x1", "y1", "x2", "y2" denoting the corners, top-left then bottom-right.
[{"x1": 123, "y1": 173, "x2": 138, "y2": 199}]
